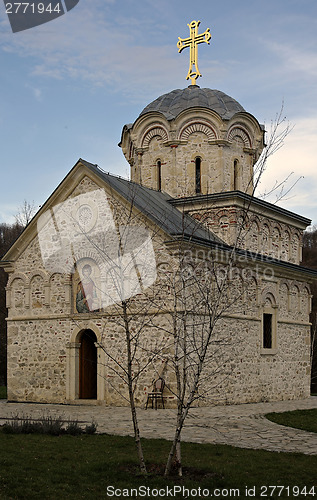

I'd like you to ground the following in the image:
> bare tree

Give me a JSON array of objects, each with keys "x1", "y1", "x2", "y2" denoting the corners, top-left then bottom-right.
[
  {"x1": 253, "y1": 105, "x2": 304, "y2": 204},
  {"x1": 151, "y1": 230, "x2": 254, "y2": 476},
  {"x1": 310, "y1": 315, "x2": 317, "y2": 393},
  {"x1": 156, "y1": 109, "x2": 307, "y2": 477},
  {"x1": 15, "y1": 200, "x2": 36, "y2": 227},
  {"x1": 38, "y1": 183, "x2": 170, "y2": 474},
  {"x1": 0, "y1": 222, "x2": 24, "y2": 385},
  {"x1": 302, "y1": 227, "x2": 317, "y2": 393}
]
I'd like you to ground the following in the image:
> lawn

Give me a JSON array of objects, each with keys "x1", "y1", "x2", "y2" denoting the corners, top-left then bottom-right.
[
  {"x1": 0, "y1": 386, "x2": 6, "y2": 399},
  {"x1": 266, "y1": 408, "x2": 317, "y2": 434},
  {"x1": 0, "y1": 432, "x2": 316, "y2": 499}
]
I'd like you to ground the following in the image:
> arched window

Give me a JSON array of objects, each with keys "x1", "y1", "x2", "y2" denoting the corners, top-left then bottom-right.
[
  {"x1": 157, "y1": 160, "x2": 162, "y2": 191},
  {"x1": 261, "y1": 294, "x2": 277, "y2": 354},
  {"x1": 195, "y1": 157, "x2": 201, "y2": 194},
  {"x1": 234, "y1": 160, "x2": 239, "y2": 190}
]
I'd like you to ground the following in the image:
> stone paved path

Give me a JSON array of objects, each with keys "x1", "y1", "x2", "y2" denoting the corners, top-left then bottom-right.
[{"x1": 1, "y1": 397, "x2": 317, "y2": 455}]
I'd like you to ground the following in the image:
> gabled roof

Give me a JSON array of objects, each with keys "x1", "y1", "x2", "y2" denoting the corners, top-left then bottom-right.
[
  {"x1": 0, "y1": 158, "x2": 223, "y2": 264},
  {"x1": 1, "y1": 158, "x2": 317, "y2": 281},
  {"x1": 80, "y1": 159, "x2": 223, "y2": 245}
]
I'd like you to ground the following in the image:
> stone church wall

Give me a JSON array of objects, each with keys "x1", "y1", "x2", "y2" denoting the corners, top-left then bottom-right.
[
  {"x1": 7, "y1": 319, "x2": 69, "y2": 403},
  {"x1": 5, "y1": 219, "x2": 312, "y2": 405},
  {"x1": 6, "y1": 303, "x2": 311, "y2": 405},
  {"x1": 189, "y1": 207, "x2": 303, "y2": 264}
]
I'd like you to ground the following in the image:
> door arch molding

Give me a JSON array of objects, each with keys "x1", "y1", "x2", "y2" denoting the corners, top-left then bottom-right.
[{"x1": 66, "y1": 323, "x2": 105, "y2": 402}]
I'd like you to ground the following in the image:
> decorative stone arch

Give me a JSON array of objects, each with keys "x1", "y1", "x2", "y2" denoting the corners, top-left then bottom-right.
[
  {"x1": 290, "y1": 283, "x2": 301, "y2": 312},
  {"x1": 244, "y1": 273, "x2": 259, "y2": 307},
  {"x1": 72, "y1": 249, "x2": 105, "y2": 269},
  {"x1": 129, "y1": 141, "x2": 135, "y2": 161},
  {"x1": 49, "y1": 271, "x2": 64, "y2": 285},
  {"x1": 7, "y1": 271, "x2": 28, "y2": 288},
  {"x1": 28, "y1": 269, "x2": 50, "y2": 286},
  {"x1": 271, "y1": 225, "x2": 282, "y2": 258},
  {"x1": 246, "y1": 217, "x2": 260, "y2": 252},
  {"x1": 178, "y1": 120, "x2": 217, "y2": 142},
  {"x1": 300, "y1": 285, "x2": 312, "y2": 316},
  {"x1": 7, "y1": 272, "x2": 28, "y2": 310},
  {"x1": 227, "y1": 125, "x2": 252, "y2": 148},
  {"x1": 229, "y1": 271, "x2": 245, "y2": 306},
  {"x1": 261, "y1": 222, "x2": 271, "y2": 255},
  {"x1": 290, "y1": 231, "x2": 301, "y2": 263},
  {"x1": 29, "y1": 270, "x2": 49, "y2": 310},
  {"x1": 141, "y1": 126, "x2": 169, "y2": 148},
  {"x1": 49, "y1": 272, "x2": 66, "y2": 311},
  {"x1": 216, "y1": 208, "x2": 238, "y2": 225},
  {"x1": 217, "y1": 214, "x2": 230, "y2": 242},
  {"x1": 281, "y1": 230, "x2": 291, "y2": 261},
  {"x1": 66, "y1": 322, "x2": 105, "y2": 402},
  {"x1": 279, "y1": 280, "x2": 290, "y2": 313},
  {"x1": 302, "y1": 284, "x2": 311, "y2": 295},
  {"x1": 248, "y1": 215, "x2": 261, "y2": 226},
  {"x1": 272, "y1": 223, "x2": 282, "y2": 234},
  {"x1": 156, "y1": 261, "x2": 173, "y2": 276},
  {"x1": 70, "y1": 322, "x2": 103, "y2": 344},
  {"x1": 262, "y1": 290, "x2": 277, "y2": 308}
]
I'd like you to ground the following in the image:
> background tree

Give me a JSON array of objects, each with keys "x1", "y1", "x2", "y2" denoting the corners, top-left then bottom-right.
[
  {"x1": 302, "y1": 227, "x2": 317, "y2": 393},
  {"x1": 0, "y1": 222, "x2": 24, "y2": 385},
  {"x1": 15, "y1": 200, "x2": 36, "y2": 227},
  {"x1": 0, "y1": 199, "x2": 34, "y2": 385}
]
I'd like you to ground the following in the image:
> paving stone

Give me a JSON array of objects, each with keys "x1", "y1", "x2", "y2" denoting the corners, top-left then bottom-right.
[{"x1": 0, "y1": 397, "x2": 317, "y2": 454}]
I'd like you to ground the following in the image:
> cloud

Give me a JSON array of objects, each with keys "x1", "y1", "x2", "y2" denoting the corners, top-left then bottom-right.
[
  {"x1": 0, "y1": 203, "x2": 19, "y2": 224},
  {"x1": 256, "y1": 117, "x2": 317, "y2": 222},
  {"x1": 0, "y1": 1, "x2": 226, "y2": 101},
  {"x1": 24, "y1": 83, "x2": 42, "y2": 101},
  {"x1": 264, "y1": 40, "x2": 317, "y2": 80}
]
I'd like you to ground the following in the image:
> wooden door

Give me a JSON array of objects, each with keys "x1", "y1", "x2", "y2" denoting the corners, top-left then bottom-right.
[{"x1": 79, "y1": 330, "x2": 97, "y2": 399}]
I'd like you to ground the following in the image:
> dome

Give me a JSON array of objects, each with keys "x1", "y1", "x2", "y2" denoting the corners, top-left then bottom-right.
[{"x1": 139, "y1": 86, "x2": 245, "y2": 121}]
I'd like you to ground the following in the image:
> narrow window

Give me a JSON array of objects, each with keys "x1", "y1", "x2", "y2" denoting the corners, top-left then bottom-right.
[
  {"x1": 157, "y1": 160, "x2": 162, "y2": 191},
  {"x1": 263, "y1": 313, "x2": 272, "y2": 349},
  {"x1": 195, "y1": 157, "x2": 201, "y2": 194},
  {"x1": 234, "y1": 160, "x2": 239, "y2": 190}
]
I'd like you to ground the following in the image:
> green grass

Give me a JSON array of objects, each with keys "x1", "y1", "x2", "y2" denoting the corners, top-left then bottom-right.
[
  {"x1": 266, "y1": 408, "x2": 317, "y2": 434},
  {"x1": 0, "y1": 386, "x2": 6, "y2": 399},
  {"x1": 0, "y1": 432, "x2": 316, "y2": 499}
]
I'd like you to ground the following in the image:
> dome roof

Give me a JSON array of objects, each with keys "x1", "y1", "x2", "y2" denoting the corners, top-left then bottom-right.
[{"x1": 139, "y1": 86, "x2": 245, "y2": 121}]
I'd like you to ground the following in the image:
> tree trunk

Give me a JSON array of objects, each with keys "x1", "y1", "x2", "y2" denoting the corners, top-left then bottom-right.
[
  {"x1": 123, "y1": 301, "x2": 147, "y2": 475},
  {"x1": 164, "y1": 404, "x2": 188, "y2": 477}
]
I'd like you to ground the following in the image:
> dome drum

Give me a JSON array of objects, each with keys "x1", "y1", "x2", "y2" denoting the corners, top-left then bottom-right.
[{"x1": 120, "y1": 86, "x2": 265, "y2": 198}]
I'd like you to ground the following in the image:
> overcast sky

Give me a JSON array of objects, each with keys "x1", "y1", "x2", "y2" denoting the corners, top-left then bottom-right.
[{"x1": 0, "y1": 0, "x2": 317, "y2": 226}]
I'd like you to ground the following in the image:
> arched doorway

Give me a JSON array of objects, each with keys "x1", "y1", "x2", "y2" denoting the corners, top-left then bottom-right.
[{"x1": 79, "y1": 329, "x2": 97, "y2": 399}]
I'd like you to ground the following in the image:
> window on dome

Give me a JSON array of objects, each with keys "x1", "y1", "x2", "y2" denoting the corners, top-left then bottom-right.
[
  {"x1": 157, "y1": 160, "x2": 162, "y2": 191},
  {"x1": 234, "y1": 160, "x2": 239, "y2": 190},
  {"x1": 195, "y1": 157, "x2": 201, "y2": 194}
]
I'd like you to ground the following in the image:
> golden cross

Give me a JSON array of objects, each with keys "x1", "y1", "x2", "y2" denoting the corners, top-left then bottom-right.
[{"x1": 177, "y1": 20, "x2": 211, "y2": 85}]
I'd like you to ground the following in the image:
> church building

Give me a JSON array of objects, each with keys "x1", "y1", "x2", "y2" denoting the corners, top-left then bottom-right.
[{"x1": 1, "y1": 22, "x2": 316, "y2": 406}]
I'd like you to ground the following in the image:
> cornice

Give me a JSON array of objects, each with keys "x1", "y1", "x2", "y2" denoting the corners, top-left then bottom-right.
[{"x1": 169, "y1": 190, "x2": 311, "y2": 229}]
